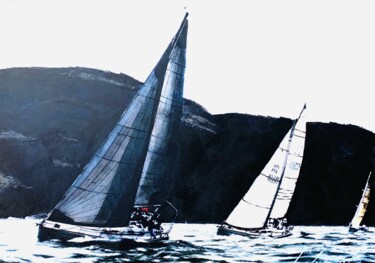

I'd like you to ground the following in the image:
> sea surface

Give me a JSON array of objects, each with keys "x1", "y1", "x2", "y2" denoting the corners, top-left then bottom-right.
[{"x1": 1, "y1": 216, "x2": 375, "y2": 262}]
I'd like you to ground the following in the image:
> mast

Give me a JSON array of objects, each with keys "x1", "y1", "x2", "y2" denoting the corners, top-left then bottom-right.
[{"x1": 265, "y1": 104, "x2": 306, "y2": 226}]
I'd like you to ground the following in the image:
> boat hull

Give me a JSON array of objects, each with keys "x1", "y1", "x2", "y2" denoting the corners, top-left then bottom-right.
[
  {"x1": 38, "y1": 220, "x2": 169, "y2": 244},
  {"x1": 217, "y1": 224, "x2": 292, "y2": 239}
]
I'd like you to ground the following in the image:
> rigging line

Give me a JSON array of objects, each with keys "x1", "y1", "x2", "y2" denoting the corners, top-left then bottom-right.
[
  {"x1": 113, "y1": 123, "x2": 149, "y2": 134},
  {"x1": 169, "y1": 57, "x2": 186, "y2": 68},
  {"x1": 241, "y1": 198, "x2": 271, "y2": 209},
  {"x1": 293, "y1": 134, "x2": 305, "y2": 139},
  {"x1": 98, "y1": 149, "x2": 155, "y2": 163},
  {"x1": 158, "y1": 87, "x2": 182, "y2": 107},
  {"x1": 166, "y1": 67, "x2": 185, "y2": 77},
  {"x1": 72, "y1": 185, "x2": 113, "y2": 195},
  {"x1": 279, "y1": 146, "x2": 289, "y2": 152},
  {"x1": 144, "y1": 148, "x2": 169, "y2": 157},
  {"x1": 155, "y1": 115, "x2": 180, "y2": 126},
  {"x1": 287, "y1": 155, "x2": 303, "y2": 159},
  {"x1": 163, "y1": 200, "x2": 178, "y2": 234},
  {"x1": 159, "y1": 92, "x2": 184, "y2": 105},
  {"x1": 283, "y1": 176, "x2": 298, "y2": 180},
  {"x1": 294, "y1": 128, "x2": 306, "y2": 134},
  {"x1": 140, "y1": 171, "x2": 164, "y2": 178},
  {"x1": 96, "y1": 155, "x2": 122, "y2": 163}
]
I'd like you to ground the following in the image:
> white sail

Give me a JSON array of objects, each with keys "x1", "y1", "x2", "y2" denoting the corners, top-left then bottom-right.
[
  {"x1": 269, "y1": 109, "x2": 307, "y2": 219},
  {"x1": 224, "y1": 105, "x2": 306, "y2": 230},
  {"x1": 350, "y1": 172, "x2": 371, "y2": 229},
  {"x1": 225, "y1": 129, "x2": 292, "y2": 229}
]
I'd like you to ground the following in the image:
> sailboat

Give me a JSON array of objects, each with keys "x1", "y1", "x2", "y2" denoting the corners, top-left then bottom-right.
[
  {"x1": 38, "y1": 13, "x2": 188, "y2": 243},
  {"x1": 217, "y1": 104, "x2": 307, "y2": 238},
  {"x1": 348, "y1": 171, "x2": 371, "y2": 233}
]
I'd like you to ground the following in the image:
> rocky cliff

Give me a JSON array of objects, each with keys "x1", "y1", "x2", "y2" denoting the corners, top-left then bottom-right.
[{"x1": 0, "y1": 67, "x2": 374, "y2": 225}]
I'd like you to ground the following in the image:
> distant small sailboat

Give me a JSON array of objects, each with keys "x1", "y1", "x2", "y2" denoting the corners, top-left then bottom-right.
[
  {"x1": 38, "y1": 13, "x2": 188, "y2": 244},
  {"x1": 349, "y1": 171, "x2": 371, "y2": 233},
  {"x1": 217, "y1": 104, "x2": 307, "y2": 238}
]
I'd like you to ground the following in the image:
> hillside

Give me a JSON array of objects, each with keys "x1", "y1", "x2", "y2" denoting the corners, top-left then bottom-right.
[{"x1": 0, "y1": 67, "x2": 374, "y2": 225}]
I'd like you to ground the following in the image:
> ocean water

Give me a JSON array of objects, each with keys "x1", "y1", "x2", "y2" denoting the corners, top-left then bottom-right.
[{"x1": 0, "y1": 217, "x2": 375, "y2": 262}]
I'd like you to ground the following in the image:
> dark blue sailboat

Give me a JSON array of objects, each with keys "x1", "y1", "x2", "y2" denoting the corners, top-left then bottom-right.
[{"x1": 38, "y1": 13, "x2": 188, "y2": 243}]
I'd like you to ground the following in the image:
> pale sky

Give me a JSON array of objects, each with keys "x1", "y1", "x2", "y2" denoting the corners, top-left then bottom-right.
[{"x1": 1, "y1": 0, "x2": 375, "y2": 132}]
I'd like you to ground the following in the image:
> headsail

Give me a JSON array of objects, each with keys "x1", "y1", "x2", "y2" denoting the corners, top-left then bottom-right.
[
  {"x1": 46, "y1": 14, "x2": 189, "y2": 227},
  {"x1": 224, "y1": 105, "x2": 306, "y2": 230},
  {"x1": 350, "y1": 171, "x2": 371, "y2": 229},
  {"x1": 269, "y1": 104, "x2": 307, "y2": 219},
  {"x1": 135, "y1": 15, "x2": 188, "y2": 206}
]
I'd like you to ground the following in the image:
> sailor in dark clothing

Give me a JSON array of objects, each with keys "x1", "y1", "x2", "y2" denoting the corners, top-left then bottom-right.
[{"x1": 148, "y1": 213, "x2": 162, "y2": 238}]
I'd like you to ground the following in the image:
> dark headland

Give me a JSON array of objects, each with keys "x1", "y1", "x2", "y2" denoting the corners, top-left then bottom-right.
[{"x1": 0, "y1": 67, "x2": 374, "y2": 226}]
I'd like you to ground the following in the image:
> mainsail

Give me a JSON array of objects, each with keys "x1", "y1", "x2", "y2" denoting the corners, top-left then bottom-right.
[
  {"x1": 224, "y1": 105, "x2": 306, "y2": 230},
  {"x1": 350, "y1": 171, "x2": 371, "y2": 229},
  {"x1": 46, "y1": 14, "x2": 188, "y2": 227}
]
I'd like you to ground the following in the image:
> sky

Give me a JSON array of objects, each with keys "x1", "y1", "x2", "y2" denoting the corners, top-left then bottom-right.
[{"x1": 1, "y1": 0, "x2": 375, "y2": 132}]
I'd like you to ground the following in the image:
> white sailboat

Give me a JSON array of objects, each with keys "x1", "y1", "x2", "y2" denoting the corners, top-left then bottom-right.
[
  {"x1": 217, "y1": 104, "x2": 307, "y2": 238},
  {"x1": 349, "y1": 171, "x2": 371, "y2": 232},
  {"x1": 38, "y1": 13, "x2": 188, "y2": 244}
]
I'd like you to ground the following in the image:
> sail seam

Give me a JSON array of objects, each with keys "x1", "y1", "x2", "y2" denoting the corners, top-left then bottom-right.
[{"x1": 242, "y1": 198, "x2": 271, "y2": 209}]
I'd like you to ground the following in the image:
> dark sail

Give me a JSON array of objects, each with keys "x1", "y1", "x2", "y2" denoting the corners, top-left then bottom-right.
[
  {"x1": 47, "y1": 14, "x2": 189, "y2": 227},
  {"x1": 134, "y1": 17, "x2": 188, "y2": 206}
]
